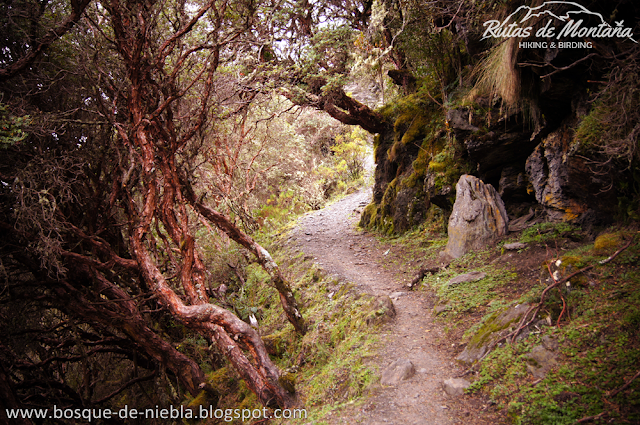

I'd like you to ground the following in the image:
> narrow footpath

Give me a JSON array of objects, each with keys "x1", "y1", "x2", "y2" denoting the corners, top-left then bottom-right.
[{"x1": 290, "y1": 186, "x2": 474, "y2": 425}]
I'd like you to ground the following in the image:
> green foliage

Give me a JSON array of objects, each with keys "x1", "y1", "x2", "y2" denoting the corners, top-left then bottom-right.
[
  {"x1": 396, "y1": 7, "x2": 465, "y2": 99},
  {"x1": 298, "y1": 25, "x2": 353, "y2": 80},
  {"x1": 256, "y1": 251, "x2": 380, "y2": 423},
  {"x1": 425, "y1": 263, "x2": 517, "y2": 319},
  {"x1": 520, "y1": 222, "x2": 581, "y2": 244},
  {"x1": 255, "y1": 189, "x2": 310, "y2": 229},
  {"x1": 331, "y1": 127, "x2": 369, "y2": 181},
  {"x1": 469, "y1": 233, "x2": 640, "y2": 424},
  {"x1": 574, "y1": 44, "x2": 640, "y2": 166},
  {"x1": 574, "y1": 104, "x2": 609, "y2": 152},
  {"x1": 0, "y1": 104, "x2": 30, "y2": 148}
]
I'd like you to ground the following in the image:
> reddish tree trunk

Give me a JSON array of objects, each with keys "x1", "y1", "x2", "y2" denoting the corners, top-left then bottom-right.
[
  {"x1": 130, "y1": 229, "x2": 294, "y2": 408},
  {"x1": 187, "y1": 193, "x2": 307, "y2": 335},
  {"x1": 101, "y1": 0, "x2": 297, "y2": 407},
  {"x1": 52, "y1": 272, "x2": 210, "y2": 398}
]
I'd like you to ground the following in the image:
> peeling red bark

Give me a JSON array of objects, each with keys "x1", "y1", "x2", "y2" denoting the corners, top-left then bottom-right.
[
  {"x1": 52, "y1": 270, "x2": 209, "y2": 398},
  {"x1": 130, "y1": 230, "x2": 293, "y2": 408},
  {"x1": 99, "y1": 0, "x2": 297, "y2": 407},
  {"x1": 186, "y1": 192, "x2": 307, "y2": 335}
]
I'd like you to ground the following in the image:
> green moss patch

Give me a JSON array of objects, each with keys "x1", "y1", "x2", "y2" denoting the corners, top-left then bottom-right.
[{"x1": 468, "y1": 232, "x2": 640, "y2": 424}]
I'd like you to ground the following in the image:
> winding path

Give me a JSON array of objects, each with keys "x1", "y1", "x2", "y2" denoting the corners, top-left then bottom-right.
[{"x1": 290, "y1": 186, "x2": 467, "y2": 424}]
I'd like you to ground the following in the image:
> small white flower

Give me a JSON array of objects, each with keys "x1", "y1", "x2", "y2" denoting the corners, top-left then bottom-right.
[{"x1": 249, "y1": 314, "x2": 259, "y2": 329}]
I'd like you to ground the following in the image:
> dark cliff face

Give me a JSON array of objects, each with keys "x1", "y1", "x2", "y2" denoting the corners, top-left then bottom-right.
[
  {"x1": 359, "y1": 0, "x2": 640, "y2": 234},
  {"x1": 360, "y1": 95, "x2": 472, "y2": 234},
  {"x1": 362, "y1": 56, "x2": 632, "y2": 234}
]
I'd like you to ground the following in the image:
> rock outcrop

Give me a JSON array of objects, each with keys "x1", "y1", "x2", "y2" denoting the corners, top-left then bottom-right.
[
  {"x1": 524, "y1": 345, "x2": 558, "y2": 379},
  {"x1": 447, "y1": 105, "x2": 539, "y2": 194},
  {"x1": 447, "y1": 271, "x2": 487, "y2": 287},
  {"x1": 444, "y1": 175, "x2": 509, "y2": 259},
  {"x1": 365, "y1": 295, "x2": 397, "y2": 325},
  {"x1": 525, "y1": 125, "x2": 619, "y2": 223},
  {"x1": 362, "y1": 94, "x2": 623, "y2": 235},
  {"x1": 442, "y1": 378, "x2": 471, "y2": 397}
]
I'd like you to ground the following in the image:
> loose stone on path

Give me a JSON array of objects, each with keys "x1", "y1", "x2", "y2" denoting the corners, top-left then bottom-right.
[{"x1": 381, "y1": 359, "x2": 416, "y2": 386}]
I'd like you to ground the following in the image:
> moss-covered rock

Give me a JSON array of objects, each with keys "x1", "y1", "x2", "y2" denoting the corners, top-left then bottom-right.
[
  {"x1": 278, "y1": 371, "x2": 297, "y2": 394},
  {"x1": 593, "y1": 232, "x2": 623, "y2": 255},
  {"x1": 262, "y1": 330, "x2": 289, "y2": 357},
  {"x1": 364, "y1": 295, "x2": 396, "y2": 325},
  {"x1": 457, "y1": 303, "x2": 530, "y2": 365},
  {"x1": 363, "y1": 91, "x2": 468, "y2": 234}
]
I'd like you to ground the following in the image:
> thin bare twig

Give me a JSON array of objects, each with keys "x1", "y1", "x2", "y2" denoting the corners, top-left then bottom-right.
[
  {"x1": 608, "y1": 370, "x2": 640, "y2": 398},
  {"x1": 539, "y1": 53, "x2": 601, "y2": 79},
  {"x1": 510, "y1": 238, "x2": 636, "y2": 343},
  {"x1": 576, "y1": 411, "x2": 606, "y2": 423},
  {"x1": 434, "y1": 1, "x2": 464, "y2": 31},
  {"x1": 599, "y1": 238, "x2": 634, "y2": 265}
]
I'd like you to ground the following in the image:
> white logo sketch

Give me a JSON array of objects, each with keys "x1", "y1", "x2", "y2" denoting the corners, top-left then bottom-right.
[
  {"x1": 518, "y1": 1, "x2": 607, "y2": 24},
  {"x1": 482, "y1": 1, "x2": 636, "y2": 43}
]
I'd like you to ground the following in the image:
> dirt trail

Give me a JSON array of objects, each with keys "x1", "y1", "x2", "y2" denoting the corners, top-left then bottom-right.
[{"x1": 290, "y1": 186, "x2": 469, "y2": 425}]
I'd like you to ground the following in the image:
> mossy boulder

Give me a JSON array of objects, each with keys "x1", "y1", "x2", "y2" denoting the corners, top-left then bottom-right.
[
  {"x1": 262, "y1": 330, "x2": 289, "y2": 357},
  {"x1": 278, "y1": 371, "x2": 296, "y2": 394},
  {"x1": 185, "y1": 387, "x2": 219, "y2": 424},
  {"x1": 365, "y1": 295, "x2": 396, "y2": 325},
  {"x1": 593, "y1": 232, "x2": 623, "y2": 255},
  {"x1": 457, "y1": 303, "x2": 530, "y2": 365},
  {"x1": 524, "y1": 345, "x2": 558, "y2": 379},
  {"x1": 556, "y1": 255, "x2": 588, "y2": 286}
]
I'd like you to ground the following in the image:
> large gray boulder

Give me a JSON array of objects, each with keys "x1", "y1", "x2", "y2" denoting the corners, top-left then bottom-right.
[{"x1": 444, "y1": 175, "x2": 509, "y2": 259}]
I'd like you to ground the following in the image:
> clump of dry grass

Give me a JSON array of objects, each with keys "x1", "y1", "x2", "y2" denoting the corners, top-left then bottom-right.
[{"x1": 474, "y1": 38, "x2": 521, "y2": 107}]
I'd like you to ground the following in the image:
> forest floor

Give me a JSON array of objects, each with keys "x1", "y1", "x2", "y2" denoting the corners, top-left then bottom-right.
[{"x1": 289, "y1": 186, "x2": 500, "y2": 425}]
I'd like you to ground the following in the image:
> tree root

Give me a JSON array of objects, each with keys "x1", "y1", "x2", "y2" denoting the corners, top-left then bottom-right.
[
  {"x1": 509, "y1": 238, "x2": 635, "y2": 343},
  {"x1": 407, "y1": 265, "x2": 447, "y2": 290},
  {"x1": 608, "y1": 369, "x2": 640, "y2": 398}
]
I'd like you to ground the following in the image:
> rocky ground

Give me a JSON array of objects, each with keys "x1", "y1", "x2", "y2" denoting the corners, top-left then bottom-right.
[{"x1": 289, "y1": 186, "x2": 500, "y2": 425}]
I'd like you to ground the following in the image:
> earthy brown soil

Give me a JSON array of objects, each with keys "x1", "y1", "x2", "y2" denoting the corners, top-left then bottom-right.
[{"x1": 290, "y1": 186, "x2": 501, "y2": 425}]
